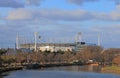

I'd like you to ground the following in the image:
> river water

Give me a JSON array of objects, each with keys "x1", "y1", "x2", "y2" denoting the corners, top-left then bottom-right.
[{"x1": 2, "y1": 65, "x2": 120, "y2": 78}]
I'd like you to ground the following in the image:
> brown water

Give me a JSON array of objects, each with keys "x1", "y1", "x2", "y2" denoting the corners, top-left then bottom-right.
[{"x1": 2, "y1": 65, "x2": 120, "y2": 78}]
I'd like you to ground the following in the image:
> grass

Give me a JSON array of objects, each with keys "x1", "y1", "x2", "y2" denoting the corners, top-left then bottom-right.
[{"x1": 102, "y1": 65, "x2": 120, "y2": 74}]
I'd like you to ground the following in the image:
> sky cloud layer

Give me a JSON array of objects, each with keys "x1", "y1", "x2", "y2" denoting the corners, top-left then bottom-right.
[
  {"x1": 0, "y1": 0, "x2": 44, "y2": 8},
  {"x1": 67, "y1": 0, "x2": 120, "y2": 6},
  {"x1": 6, "y1": 7, "x2": 120, "y2": 21},
  {"x1": 6, "y1": 9, "x2": 92, "y2": 21},
  {"x1": 67, "y1": 0, "x2": 99, "y2": 5},
  {"x1": 0, "y1": 0, "x2": 24, "y2": 8},
  {"x1": 26, "y1": 0, "x2": 44, "y2": 6},
  {"x1": 111, "y1": 0, "x2": 120, "y2": 5},
  {"x1": 0, "y1": 0, "x2": 120, "y2": 48}
]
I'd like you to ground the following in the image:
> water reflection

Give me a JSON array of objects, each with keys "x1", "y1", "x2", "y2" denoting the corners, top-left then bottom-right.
[
  {"x1": 44, "y1": 65, "x2": 101, "y2": 73},
  {"x1": 3, "y1": 66, "x2": 120, "y2": 78}
]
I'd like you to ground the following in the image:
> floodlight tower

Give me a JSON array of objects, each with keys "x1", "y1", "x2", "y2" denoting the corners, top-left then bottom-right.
[
  {"x1": 34, "y1": 32, "x2": 38, "y2": 52},
  {"x1": 97, "y1": 33, "x2": 100, "y2": 46},
  {"x1": 16, "y1": 34, "x2": 19, "y2": 49},
  {"x1": 78, "y1": 32, "x2": 82, "y2": 43},
  {"x1": 75, "y1": 32, "x2": 82, "y2": 43}
]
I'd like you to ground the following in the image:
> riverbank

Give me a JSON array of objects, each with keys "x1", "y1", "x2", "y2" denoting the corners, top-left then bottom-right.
[
  {"x1": 102, "y1": 66, "x2": 120, "y2": 74},
  {"x1": 0, "y1": 63, "x2": 99, "y2": 74},
  {"x1": 25, "y1": 63, "x2": 83, "y2": 69},
  {"x1": 0, "y1": 66, "x2": 23, "y2": 74},
  {"x1": 0, "y1": 63, "x2": 82, "y2": 73}
]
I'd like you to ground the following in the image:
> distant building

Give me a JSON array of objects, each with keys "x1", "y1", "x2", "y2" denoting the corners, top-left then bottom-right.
[
  {"x1": 20, "y1": 43, "x2": 75, "y2": 52},
  {"x1": 20, "y1": 42, "x2": 87, "y2": 52}
]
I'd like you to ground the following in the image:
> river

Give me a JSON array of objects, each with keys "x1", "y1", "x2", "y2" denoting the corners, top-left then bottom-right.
[{"x1": 1, "y1": 65, "x2": 120, "y2": 78}]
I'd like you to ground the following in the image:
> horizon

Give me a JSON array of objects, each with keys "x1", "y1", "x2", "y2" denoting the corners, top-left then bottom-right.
[{"x1": 0, "y1": 0, "x2": 120, "y2": 48}]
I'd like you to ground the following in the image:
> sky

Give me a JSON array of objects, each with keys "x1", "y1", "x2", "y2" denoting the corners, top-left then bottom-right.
[{"x1": 0, "y1": 0, "x2": 120, "y2": 48}]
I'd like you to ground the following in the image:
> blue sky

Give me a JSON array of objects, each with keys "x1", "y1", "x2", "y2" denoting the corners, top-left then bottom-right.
[{"x1": 0, "y1": 0, "x2": 120, "y2": 48}]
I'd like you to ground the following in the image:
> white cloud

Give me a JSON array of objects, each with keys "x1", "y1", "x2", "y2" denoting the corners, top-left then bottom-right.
[
  {"x1": 6, "y1": 8, "x2": 33, "y2": 20},
  {"x1": 5, "y1": 8, "x2": 120, "y2": 21},
  {"x1": 6, "y1": 8, "x2": 93, "y2": 21}
]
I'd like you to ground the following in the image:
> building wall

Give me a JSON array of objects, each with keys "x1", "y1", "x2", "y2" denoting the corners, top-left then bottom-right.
[
  {"x1": 20, "y1": 44, "x2": 75, "y2": 52},
  {"x1": 39, "y1": 46, "x2": 74, "y2": 52},
  {"x1": 20, "y1": 43, "x2": 87, "y2": 52}
]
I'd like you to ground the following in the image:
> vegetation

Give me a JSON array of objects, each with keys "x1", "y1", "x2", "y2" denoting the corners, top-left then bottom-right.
[
  {"x1": 112, "y1": 56, "x2": 120, "y2": 65},
  {"x1": 100, "y1": 48, "x2": 120, "y2": 65},
  {"x1": 0, "y1": 46, "x2": 120, "y2": 68},
  {"x1": 75, "y1": 46, "x2": 103, "y2": 63},
  {"x1": 0, "y1": 49, "x2": 7, "y2": 66},
  {"x1": 0, "y1": 46, "x2": 102, "y2": 66},
  {"x1": 1, "y1": 46, "x2": 120, "y2": 74},
  {"x1": 102, "y1": 66, "x2": 120, "y2": 74}
]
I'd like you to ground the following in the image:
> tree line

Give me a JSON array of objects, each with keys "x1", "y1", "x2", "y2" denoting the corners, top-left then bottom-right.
[{"x1": 0, "y1": 46, "x2": 120, "y2": 67}]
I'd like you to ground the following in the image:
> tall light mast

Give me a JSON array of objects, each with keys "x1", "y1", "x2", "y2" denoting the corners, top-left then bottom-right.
[
  {"x1": 78, "y1": 32, "x2": 82, "y2": 43},
  {"x1": 97, "y1": 33, "x2": 100, "y2": 46},
  {"x1": 16, "y1": 34, "x2": 19, "y2": 49},
  {"x1": 75, "y1": 32, "x2": 82, "y2": 43},
  {"x1": 34, "y1": 32, "x2": 38, "y2": 52}
]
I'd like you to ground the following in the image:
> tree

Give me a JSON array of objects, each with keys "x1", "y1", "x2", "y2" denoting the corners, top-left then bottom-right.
[
  {"x1": 16, "y1": 52, "x2": 27, "y2": 63},
  {"x1": 113, "y1": 56, "x2": 120, "y2": 65},
  {"x1": 77, "y1": 46, "x2": 103, "y2": 62},
  {"x1": 101, "y1": 48, "x2": 120, "y2": 63},
  {"x1": 63, "y1": 52, "x2": 74, "y2": 63}
]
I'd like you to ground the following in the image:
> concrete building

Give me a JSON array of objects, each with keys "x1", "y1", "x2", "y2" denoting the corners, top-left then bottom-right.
[
  {"x1": 19, "y1": 41, "x2": 97, "y2": 52},
  {"x1": 20, "y1": 43, "x2": 77, "y2": 52}
]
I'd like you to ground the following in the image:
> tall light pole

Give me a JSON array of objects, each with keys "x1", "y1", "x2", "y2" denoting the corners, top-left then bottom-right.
[
  {"x1": 75, "y1": 32, "x2": 82, "y2": 43},
  {"x1": 78, "y1": 32, "x2": 82, "y2": 43},
  {"x1": 16, "y1": 34, "x2": 19, "y2": 49},
  {"x1": 97, "y1": 33, "x2": 100, "y2": 46},
  {"x1": 34, "y1": 32, "x2": 38, "y2": 52}
]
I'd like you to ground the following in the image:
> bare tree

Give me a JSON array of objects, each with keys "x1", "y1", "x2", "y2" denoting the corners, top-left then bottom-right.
[{"x1": 113, "y1": 56, "x2": 120, "y2": 65}]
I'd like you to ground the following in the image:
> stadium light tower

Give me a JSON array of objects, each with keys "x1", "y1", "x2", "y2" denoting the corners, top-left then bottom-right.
[
  {"x1": 97, "y1": 33, "x2": 100, "y2": 46},
  {"x1": 78, "y1": 32, "x2": 82, "y2": 43},
  {"x1": 16, "y1": 34, "x2": 19, "y2": 49},
  {"x1": 34, "y1": 32, "x2": 38, "y2": 52},
  {"x1": 76, "y1": 32, "x2": 82, "y2": 43}
]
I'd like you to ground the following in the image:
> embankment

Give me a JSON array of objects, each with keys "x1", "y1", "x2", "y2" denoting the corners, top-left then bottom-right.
[{"x1": 101, "y1": 66, "x2": 120, "y2": 74}]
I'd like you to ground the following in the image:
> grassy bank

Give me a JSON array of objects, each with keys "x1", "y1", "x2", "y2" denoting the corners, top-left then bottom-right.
[
  {"x1": 0, "y1": 66, "x2": 23, "y2": 74},
  {"x1": 102, "y1": 66, "x2": 120, "y2": 74}
]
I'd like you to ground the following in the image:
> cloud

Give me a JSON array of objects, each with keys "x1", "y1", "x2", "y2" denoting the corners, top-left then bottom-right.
[
  {"x1": 6, "y1": 8, "x2": 120, "y2": 21},
  {"x1": 0, "y1": 0, "x2": 45, "y2": 8},
  {"x1": 6, "y1": 8, "x2": 33, "y2": 20},
  {"x1": 67, "y1": 0, "x2": 99, "y2": 5},
  {"x1": 26, "y1": 0, "x2": 44, "y2": 6},
  {"x1": 6, "y1": 8, "x2": 94, "y2": 21},
  {"x1": 67, "y1": 0, "x2": 120, "y2": 6},
  {"x1": 111, "y1": 0, "x2": 120, "y2": 5},
  {"x1": 90, "y1": 24, "x2": 120, "y2": 48},
  {"x1": 0, "y1": 0, "x2": 24, "y2": 8}
]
